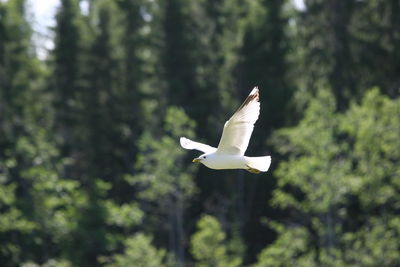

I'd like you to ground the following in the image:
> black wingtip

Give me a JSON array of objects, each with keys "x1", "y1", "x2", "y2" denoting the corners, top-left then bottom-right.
[{"x1": 238, "y1": 87, "x2": 259, "y2": 111}]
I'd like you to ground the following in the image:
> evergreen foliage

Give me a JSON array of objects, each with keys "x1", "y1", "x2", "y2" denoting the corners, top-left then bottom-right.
[
  {"x1": 256, "y1": 88, "x2": 400, "y2": 266},
  {"x1": 0, "y1": 0, "x2": 399, "y2": 265},
  {"x1": 191, "y1": 215, "x2": 242, "y2": 267}
]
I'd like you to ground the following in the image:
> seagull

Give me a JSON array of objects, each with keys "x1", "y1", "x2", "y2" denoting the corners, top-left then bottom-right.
[{"x1": 180, "y1": 87, "x2": 271, "y2": 173}]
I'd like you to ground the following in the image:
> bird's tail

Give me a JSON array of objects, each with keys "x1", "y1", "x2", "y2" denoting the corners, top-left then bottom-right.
[{"x1": 245, "y1": 156, "x2": 271, "y2": 173}]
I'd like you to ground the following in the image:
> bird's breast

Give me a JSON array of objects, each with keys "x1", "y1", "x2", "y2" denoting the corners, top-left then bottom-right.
[{"x1": 202, "y1": 155, "x2": 247, "y2": 170}]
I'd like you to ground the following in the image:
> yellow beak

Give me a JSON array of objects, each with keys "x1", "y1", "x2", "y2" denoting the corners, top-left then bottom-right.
[{"x1": 192, "y1": 158, "x2": 201, "y2": 163}]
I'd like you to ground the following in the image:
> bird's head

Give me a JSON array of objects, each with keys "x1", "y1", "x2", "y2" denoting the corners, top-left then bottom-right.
[{"x1": 192, "y1": 154, "x2": 210, "y2": 163}]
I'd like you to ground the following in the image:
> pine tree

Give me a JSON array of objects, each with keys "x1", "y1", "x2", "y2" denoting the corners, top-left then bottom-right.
[
  {"x1": 104, "y1": 233, "x2": 166, "y2": 267},
  {"x1": 0, "y1": 0, "x2": 80, "y2": 264},
  {"x1": 350, "y1": 0, "x2": 400, "y2": 97},
  {"x1": 115, "y1": 0, "x2": 146, "y2": 153},
  {"x1": 191, "y1": 215, "x2": 242, "y2": 267},
  {"x1": 239, "y1": 0, "x2": 292, "y2": 135},
  {"x1": 51, "y1": 0, "x2": 88, "y2": 176},
  {"x1": 255, "y1": 88, "x2": 400, "y2": 266},
  {"x1": 293, "y1": 0, "x2": 356, "y2": 110},
  {"x1": 84, "y1": 0, "x2": 124, "y2": 180},
  {"x1": 231, "y1": 1, "x2": 294, "y2": 261},
  {"x1": 50, "y1": 1, "x2": 112, "y2": 265},
  {"x1": 0, "y1": 0, "x2": 41, "y2": 144},
  {"x1": 126, "y1": 107, "x2": 198, "y2": 265}
]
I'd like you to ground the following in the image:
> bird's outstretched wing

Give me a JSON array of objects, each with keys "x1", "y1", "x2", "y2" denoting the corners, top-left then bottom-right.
[
  {"x1": 216, "y1": 87, "x2": 260, "y2": 155},
  {"x1": 180, "y1": 137, "x2": 217, "y2": 153}
]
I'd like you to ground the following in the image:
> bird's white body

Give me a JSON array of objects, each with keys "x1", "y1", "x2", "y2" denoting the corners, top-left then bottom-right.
[
  {"x1": 200, "y1": 153, "x2": 271, "y2": 173},
  {"x1": 180, "y1": 87, "x2": 271, "y2": 173},
  {"x1": 201, "y1": 153, "x2": 248, "y2": 170}
]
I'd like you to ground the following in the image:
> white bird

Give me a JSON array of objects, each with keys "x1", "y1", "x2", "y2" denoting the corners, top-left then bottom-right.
[{"x1": 180, "y1": 87, "x2": 271, "y2": 173}]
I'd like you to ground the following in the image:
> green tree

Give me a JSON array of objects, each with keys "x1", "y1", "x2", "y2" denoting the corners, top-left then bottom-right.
[
  {"x1": 254, "y1": 88, "x2": 400, "y2": 266},
  {"x1": 159, "y1": 0, "x2": 244, "y2": 138},
  {"x1": 350, "y1": 0, "x2": 400, "y2": 97},
  {"x1": 0, "y1": 161, "x2": 36, "y2": 264},
  {"x1": 51, "y1": 0, "x2": 90, "y2": 175},
  {"x1": 292, "y1": 0, "x2": 400, "y2": 109},
  {"x1": 115, "y1": 0, "x2": 146, "y2": 150},
  {"x1": 82, "y1": 0, "x2": 119, "y2": 180},
  {"x1": 50, "y1": 2, "x2": 110, "y2": 265},
  {"x1": 239, "y1": 0, "x2": 293, "y2": 135},
  {"x1": 0, "y1": 0, "x2": 43, "y2": 154},
  {"x1": 0, "y1": 0, "x2": 60, "y2": 264},
  {"x1": 126, "y1": 107, "x2": 197, "y2": 265},
  {"x1": 16, "y1": 130, "x2": 85, "y2": 266},
  {"x1": 292, "y1": 0, "x2": 356, "y2": 110},
  {"x1": 82, "y1": 0, "x2": 134, "y2": 185},
  {"x1": 103, "y1": 233, "x2": 166, "y2": 267},
  {"x1": 191, "y1": 215, "x2": 242, "y2": 267},
  {"x1": 227, "y1": 1, "x2": 294, "y2": 260}
]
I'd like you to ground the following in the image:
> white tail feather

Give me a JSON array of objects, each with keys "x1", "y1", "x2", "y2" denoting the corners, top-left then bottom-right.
[{"x1": 245, "y1": 156, "x2": 271, "y2": 172}]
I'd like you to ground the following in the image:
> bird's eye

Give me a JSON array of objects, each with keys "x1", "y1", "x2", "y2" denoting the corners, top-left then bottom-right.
[{"x1": 204, "y1": 156, "x2": 206, "y2": 159}]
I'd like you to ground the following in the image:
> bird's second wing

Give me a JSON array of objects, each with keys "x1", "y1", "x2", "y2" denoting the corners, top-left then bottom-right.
[
  {"x1": 216, "y1": 87, "x2": 260, "y2": 155},
  {"x1": 180, "y1": 137, "x2": 217, "y2": 153}
]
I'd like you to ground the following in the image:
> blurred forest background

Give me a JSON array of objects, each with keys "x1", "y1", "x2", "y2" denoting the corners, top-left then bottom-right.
[{"x1": 1, "y1": 0, "x2": 400, "y2": 266}]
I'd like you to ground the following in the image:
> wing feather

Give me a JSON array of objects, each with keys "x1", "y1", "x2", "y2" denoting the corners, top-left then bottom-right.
[
  {"x1": 180, "y1": 137, "x2": 217, "y2": 153},
  {"x1": 216, "y1": 87, "x2": 260, "y2": 155}
]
